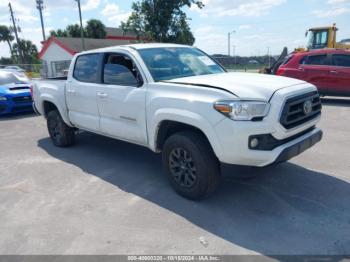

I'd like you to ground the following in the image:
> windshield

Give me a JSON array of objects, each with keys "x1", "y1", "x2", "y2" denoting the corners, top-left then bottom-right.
[
  {"x1": 138, "y1": 47, "x2": 225, "y2": 81},
  {"x1": 0, "y1": 72, "x2": 28, "y2": 85},
  {"x1": 307, "y1": 30, "x2": 328, "y2": 49}
]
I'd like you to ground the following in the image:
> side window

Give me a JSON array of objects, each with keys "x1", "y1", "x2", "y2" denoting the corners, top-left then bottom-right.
[
  {"x1": 305, "y1": 55, "x2": 328, "y2": 66},
  {"x1": 73, "y1": 53, "x2": 99, "y2": 82},
  {"x1": 299, "y1": 56, "x2": 307, "y2": 65},
  {"x1": 332, "y1": 54, "x2": 350, "y2": 67},
  {"x1": 281, "y1": 54, "x2": 294, "y2": 65},
  {"x1": 103, "y1": 54, "x2": 139, "y2": 86}
]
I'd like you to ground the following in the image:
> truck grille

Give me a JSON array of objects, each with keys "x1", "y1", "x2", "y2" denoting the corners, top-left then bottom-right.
[
  {"x1": 280, "y1": 91, "x2": 321, "y2": 129},
  {"x1": 12, "y1": 96, "x2": 32, "y2": 103}
]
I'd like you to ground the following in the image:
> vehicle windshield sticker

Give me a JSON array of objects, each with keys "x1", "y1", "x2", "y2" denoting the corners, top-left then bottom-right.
[{"x1": 198, "y1": 56, "x2": 216, "y2": 66}]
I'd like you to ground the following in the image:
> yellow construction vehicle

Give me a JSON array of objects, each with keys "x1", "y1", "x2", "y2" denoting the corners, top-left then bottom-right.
[
  {"x1": 305, "y1": 24, "x2": 350, "y2": 50},
  {"x1": 261, "y1": 24, "x2": 350, "y2": 74}
]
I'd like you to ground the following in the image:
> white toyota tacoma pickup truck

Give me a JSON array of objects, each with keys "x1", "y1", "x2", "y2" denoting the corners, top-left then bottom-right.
[{"x1": 33, "y1": 43, "x2": 323, "y2": 199}]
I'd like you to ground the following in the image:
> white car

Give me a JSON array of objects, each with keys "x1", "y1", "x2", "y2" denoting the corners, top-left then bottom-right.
[
  {"x1": 4, "y1": 65, "x2": 25, "y2": 73},
  {"x1": 32, "y1": 43, "x2": 323, "y2": 199}
]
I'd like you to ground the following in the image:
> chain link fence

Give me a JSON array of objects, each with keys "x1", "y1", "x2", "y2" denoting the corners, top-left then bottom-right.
[{"x1": 212, "y1": 56, "x2": 277, "y2": 72}]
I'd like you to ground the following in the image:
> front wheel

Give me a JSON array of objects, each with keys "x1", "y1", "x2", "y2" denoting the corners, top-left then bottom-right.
[
  {"x1": 162, "y1": 131, "x2": 221, "y2": 200},
  {"x1": 47, "y1": 110, "x2": 75, "y2": 147}
]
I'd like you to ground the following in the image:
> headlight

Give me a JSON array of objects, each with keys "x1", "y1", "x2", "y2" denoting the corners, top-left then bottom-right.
[
  {"x1": 0, "y1": 96, "x2": 7, "y2": 101},
  {"x1": 214, "y1": 100, "x2": 270, "y2": 121}
]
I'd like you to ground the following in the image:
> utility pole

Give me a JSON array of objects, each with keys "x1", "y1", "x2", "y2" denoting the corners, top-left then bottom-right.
[
  {"x1": 8, "y1": 2, "x2": 24, "y2": 63},
  {"x1": 233, "y1": 45, "x2": 236, "y2": 71},
  {"x1": 227, "y1": 30, "x2": 235, "y2": 56},
  {"x1": 75, "y1": 0, "x2": 85, "y2": 50},
  {"x1": 267, "y1": 46, "x2": 271, "y2": 68},
  {"x1": 36, "y1": 0, "x2": 46, "y2": 41}
]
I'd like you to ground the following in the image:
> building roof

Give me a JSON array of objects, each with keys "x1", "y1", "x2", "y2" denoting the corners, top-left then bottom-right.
[
  {"x1": 105, "y1": 27, "x2": 137, "y2": 37},
  {"x1": 58, "y1": 37, "x2": 132, "y2": 52},
  {"x1": 38, "y1": 37, "x2": 134, "y2": 59}
]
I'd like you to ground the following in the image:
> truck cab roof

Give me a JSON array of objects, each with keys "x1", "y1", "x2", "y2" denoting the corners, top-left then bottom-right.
[{"x1": 81, "y1": 43, "x2": 191, "y2": 55}]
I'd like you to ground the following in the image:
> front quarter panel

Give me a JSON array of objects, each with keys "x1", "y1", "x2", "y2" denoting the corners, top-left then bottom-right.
[{"x1": 146, "y1": 82, "x2": 237, "y2": 159}]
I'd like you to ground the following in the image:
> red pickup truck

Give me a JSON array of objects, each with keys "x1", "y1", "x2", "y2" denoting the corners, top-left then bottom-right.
[{"x1": 276, "y1": 49, "x2": 350, "y2": 96}]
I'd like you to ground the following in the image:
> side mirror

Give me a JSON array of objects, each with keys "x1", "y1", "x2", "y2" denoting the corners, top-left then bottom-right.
[
  {"x1": 131, "y1": 61, "x2": 144, "y2": 87},
  {"x1": 305, "y1": 31, "x2": 308, "y2": 37},
  {"x1": 136, "y1": 71, "x2": 144, "y2": 87}
]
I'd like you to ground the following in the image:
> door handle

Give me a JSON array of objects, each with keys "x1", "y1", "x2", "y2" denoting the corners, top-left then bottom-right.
[
  {"x1": 330, "y1": 70, "x2": 338, "y2": 74},
  {"x1": 298, "y1": 67, "x2": 305, "y2": 71},
  {"x1": 97, "y1": 92, "x2": 108, "y2": 98},
  {"x1": 67, "y1": 89, "x2": 76, "y2": 94}
]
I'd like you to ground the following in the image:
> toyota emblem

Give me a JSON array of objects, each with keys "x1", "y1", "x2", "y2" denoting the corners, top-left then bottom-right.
[{"x1": 303, "y1": 100, "x2": 313, "y2": 115}]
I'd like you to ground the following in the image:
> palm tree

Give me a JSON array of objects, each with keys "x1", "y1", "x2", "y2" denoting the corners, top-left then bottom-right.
[
  {"x1": 12, "y1": 39, "x2": 38, "y2": 64},
  {"x1": 0, "y1": 25, "x2": 14, "y2": 56}
]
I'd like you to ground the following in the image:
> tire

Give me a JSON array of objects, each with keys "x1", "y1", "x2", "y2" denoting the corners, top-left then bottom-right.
[
  {"x1": 47, "y1": 110, "x2": 75, "y2": 147},
  {"x1": 162, "y1": 131, "x2": 221, "y2": 200}
]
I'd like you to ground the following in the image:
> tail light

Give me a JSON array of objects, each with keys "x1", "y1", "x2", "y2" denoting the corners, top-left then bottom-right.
[{"x1": 276, "y1": 67, "x2": 286, "y2": 76}]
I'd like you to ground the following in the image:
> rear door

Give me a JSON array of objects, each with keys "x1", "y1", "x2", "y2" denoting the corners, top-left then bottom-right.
[
  {"x1": 66, "y1": 53, "x2": 102, "y2": 131},
  {"x1": 299, "y1": 53, "x2": 331, "y2": 94},
  {"x1": 328, "y1": 53, "x2": 350, "y2": 95}
]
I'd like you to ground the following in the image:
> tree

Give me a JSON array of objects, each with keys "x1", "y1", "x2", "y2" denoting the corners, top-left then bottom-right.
[
  {"x1": 0, "y1": 57, "x2": 13, "y2": 65},
  {"x1": 66, "y1": 24, "x2": 82, "y2": 37},
  {"x1": 121, "y1": 0, "x2": 203, "y2": 45},
  {"x1": 85, "y1": 19, "x2": 106, "y2": 39},
  {"x1": 49, "y1": 19, "x2": 106, "y2": 39},
  {"x1": 0, "y1": 25, "x2": 14, "y2": 56},
  {"x1": 50, "y1": 29, "x2": 68, "y2": 37},
  {"x1": 12, "y1": 39, "x2": 39, "y2": 64}
]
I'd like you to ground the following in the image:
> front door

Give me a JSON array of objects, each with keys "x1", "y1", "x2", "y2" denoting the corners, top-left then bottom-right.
[
  {"x1": 301, "y1": 53, "x2": 331, "y2": 94},
  {"x1": 66, "y1": 53, "x2": 101, "y2": 131},
  {"x1": 96, "y1": 52, "x2": 147, "y2": 145}
]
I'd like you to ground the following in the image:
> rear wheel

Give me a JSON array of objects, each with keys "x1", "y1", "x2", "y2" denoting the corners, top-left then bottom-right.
[
  {"x1": 162, "y1": 131, "x2": 220, "y2": 200},
  {"x1": 47, "y1": 110, "x2": 75, "y2": 147}
]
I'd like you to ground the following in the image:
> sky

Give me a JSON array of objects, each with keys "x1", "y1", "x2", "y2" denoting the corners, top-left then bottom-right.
[{"x1": 0, "y1": 0, "x2": 349, "y2": 58}]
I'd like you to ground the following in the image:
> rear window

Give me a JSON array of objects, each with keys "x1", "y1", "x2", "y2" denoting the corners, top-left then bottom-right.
[
  {"x1": 332, "y1": 54, "x2": 350, "y2": 67},
  {"x1": 73, "y1": 54, "x2": 100, "y2": 83},
  {"x1": 305, "y1": 54, "x2": 328, "y2": 65}
]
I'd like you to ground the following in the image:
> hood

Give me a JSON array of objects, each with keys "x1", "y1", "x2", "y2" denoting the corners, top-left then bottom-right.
[
  {"x1": 0, "y1": 83, "x2": 30, "y2": 94},
  {"x1": 166, "y1": 72, "x2": 307, "y2": 101}
]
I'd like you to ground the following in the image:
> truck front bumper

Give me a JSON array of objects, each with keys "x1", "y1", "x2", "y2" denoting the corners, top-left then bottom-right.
[
  {"x1": 214, "y1": 120, "x2": 322, "y2": 167},
  {"x1": 273, "y1": 129, "x2": 322, "y2": 164},
  {"x1": 212, "y1": 84, "x2": 323, "y2": 167}
]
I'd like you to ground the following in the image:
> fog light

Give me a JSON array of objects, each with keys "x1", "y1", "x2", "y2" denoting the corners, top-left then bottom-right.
[{"x1": 250, "y1": 138, "x2": 259, "y2": 148}]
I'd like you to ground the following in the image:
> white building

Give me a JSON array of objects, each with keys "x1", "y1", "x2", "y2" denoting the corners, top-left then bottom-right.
[{"x1": 38, "y1": 37, "x2": 134, "y2": 77}]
